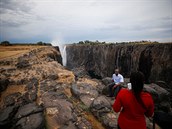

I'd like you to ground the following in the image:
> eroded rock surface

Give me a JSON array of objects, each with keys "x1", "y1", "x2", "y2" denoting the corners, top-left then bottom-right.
[
  {"x1": 1, "y1": 45, "x2": 171, "y2": 129},
  {"x1": 66, "y1": 43, "x2": 172, "y2": 85},
  {"x1": 0, "y1": 46, "x2": 75, "y2": 129}
]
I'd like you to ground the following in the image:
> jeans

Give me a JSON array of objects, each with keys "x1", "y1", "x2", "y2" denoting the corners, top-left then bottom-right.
[
  {"x1": 108, "y1": 82, "x2": 116, "y2": 97},
  {"x1": 108, "y1": 82, "x2": 121, "y2": 97}
]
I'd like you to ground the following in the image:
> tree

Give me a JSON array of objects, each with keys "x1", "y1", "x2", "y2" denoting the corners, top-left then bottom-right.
[
  {"x1": 37, "y1": 41, "x2": 44, "y2": 45},
  {"x1": 78, "y1": 41, "x2": 84, "y2": 44},
  {"x1": 1, "y1": 41, "x2": 11, "y2": 46}
]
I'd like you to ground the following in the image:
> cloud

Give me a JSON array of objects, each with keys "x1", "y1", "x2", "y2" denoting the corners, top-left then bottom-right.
[
  {"x1": 0, "y1": 0, "x2": 33, "y2": 14},
  {"x1": 0, "y1": 0, "x2": 171, "y2": 43}
]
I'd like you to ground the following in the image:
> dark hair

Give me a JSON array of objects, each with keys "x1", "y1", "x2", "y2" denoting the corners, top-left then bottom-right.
[
  {"x1": 130, "y1": 71, "x2": 147, "y2": 110},
  {"x1": 130, "y1": 71, "x2": 145, "y2": 94}
]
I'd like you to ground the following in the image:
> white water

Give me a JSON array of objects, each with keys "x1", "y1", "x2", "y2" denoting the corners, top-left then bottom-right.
[
  {"x1": 58, "y1": 44, "x2": 66, "y2": 66},
  {"x1": 51, "y1": 38, "x2": 67, "y2": 66},
  {"x1": 62, "y1": 45, "x2": 67, "y2": 66}
]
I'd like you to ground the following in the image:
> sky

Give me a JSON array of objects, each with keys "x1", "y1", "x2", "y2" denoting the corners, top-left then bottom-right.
[{"x1": 0, "y1": 0, "x2": 172, "y2": 45}]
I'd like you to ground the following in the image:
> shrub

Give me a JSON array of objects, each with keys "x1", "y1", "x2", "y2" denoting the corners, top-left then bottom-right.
[{"x1": 1, "y1": 41, "x2": 11, "y2": 46}]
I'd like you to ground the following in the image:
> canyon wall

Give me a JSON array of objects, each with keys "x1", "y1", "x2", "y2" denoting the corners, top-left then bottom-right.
[{"x1": 66, "y1": 43, "x2": 172, "y2": 84}]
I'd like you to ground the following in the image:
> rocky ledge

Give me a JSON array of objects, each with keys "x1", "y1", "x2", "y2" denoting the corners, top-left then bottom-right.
[{"x1": 0, "y1": 46, "x2": 171, "y2": 129}]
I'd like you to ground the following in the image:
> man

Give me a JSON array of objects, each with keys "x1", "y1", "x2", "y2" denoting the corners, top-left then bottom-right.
[{"x1": 108, "y1": 68, "x2": 124, "y2": 97}]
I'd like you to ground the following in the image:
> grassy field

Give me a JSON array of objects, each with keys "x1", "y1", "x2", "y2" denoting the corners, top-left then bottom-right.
[{"x1": 0, "y1": 45, "x2": 45, "y2": 59}]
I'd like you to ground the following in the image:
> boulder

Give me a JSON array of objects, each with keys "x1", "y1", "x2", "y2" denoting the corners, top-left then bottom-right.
[
  {"x1": 0, "y1": 106, "x2": 18, "y2": 129},
  {"x1": 16, "y1": 59, "x2": 30, "y2": 69},
  {"x1": 102, "y1": 77, "x2": 112, "y2": 86},
  {"x1": 80, "y1": 95, "x2": 95, "y2": 108},
  {"x1": 90, "y1": 96, "x2": 112, "y2": 118},
  {"x1": 0, "y1": 78, "x2": 9, "y2": 92},
  {"x1": 14, "y1": 113, "x2": 44, "y2": 129},
  {"x1": 71, "y1": 67, "x2": 90, "y2": 79},
  {"x1": 15, "y1": 103, "x2": 43, "y2": 120},
  {"x1": 71, "y1": 83, "x2": 98, "y2": 98},
  {"x1": 76, "y1": 117, "x2": 92, "y2": 129},
  {"x1": 4, "y1": 92, "x2": 21, "y2": 106},
  {"x1": 102, "y1": 113, "x2": 118, "y2": 129},
  {"x1": 144, "y1": 83, "x2": 171, "y2": 112},
  {"x1": 42, "y1": 92, "x2": 76, "y2": 127}
]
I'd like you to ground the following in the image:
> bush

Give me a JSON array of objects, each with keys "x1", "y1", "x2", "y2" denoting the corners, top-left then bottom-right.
[
  {"x1": 1, "y1": 41, "x2": 11, "y2": 46},
  {"x1": 36, "y1": 41, "x2": 52, "y2": 46}
]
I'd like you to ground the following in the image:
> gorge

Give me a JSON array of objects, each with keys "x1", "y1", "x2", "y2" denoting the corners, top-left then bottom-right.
[
  {"x1": 0, "y1": 43, "x2": 171, "y2": 129},
  {"x1": 66, "y1": 43, "x2": 172, "y2": 85}
]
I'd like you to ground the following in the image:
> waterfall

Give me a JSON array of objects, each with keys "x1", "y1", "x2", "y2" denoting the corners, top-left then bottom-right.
[
  {"x1": 62, "y1": 45, "x2": 67, "y2": 66},
  {"x1": 58, "y1": 44, "x2": 67, "y2": 66}
]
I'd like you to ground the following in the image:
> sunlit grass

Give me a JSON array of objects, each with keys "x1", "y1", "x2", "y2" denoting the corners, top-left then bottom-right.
[{"x1": 0, "y1": 45, "x2": 44, "y2": 59}]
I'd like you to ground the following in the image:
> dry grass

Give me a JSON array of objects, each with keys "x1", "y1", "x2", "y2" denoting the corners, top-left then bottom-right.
[{"x1": 0, "y1": 45, "x2": 44, "y2": 59}]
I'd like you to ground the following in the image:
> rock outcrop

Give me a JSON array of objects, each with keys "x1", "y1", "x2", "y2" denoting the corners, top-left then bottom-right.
[
  {"x1": 0, "y1": 46, "x2": 75, "y2": 129},
  {"x1": 66, "y1": 43, "x2": 172, "y2": 85},
  {"x1": 0, "y1": 45, "x2": 171, "y2": 129}
]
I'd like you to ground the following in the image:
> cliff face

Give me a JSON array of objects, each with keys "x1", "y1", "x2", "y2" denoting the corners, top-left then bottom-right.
[
  {"x1": 0, "y1": 45, "x2": 170, "y2": 129},
  {"x1": 66, "y1": 43, "x2": 172, "y2": 84},
  {"x1": 0, "y1": 46, "x2": 75, "y2": 129}
]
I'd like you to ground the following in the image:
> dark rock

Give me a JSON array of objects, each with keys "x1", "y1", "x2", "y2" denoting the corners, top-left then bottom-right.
[
  {"x1": 40, "y1": 80, "x2": 60, "y2": 94},
  {"x1": 155, "y1": 81, "x2": 170, "y2": 89},
  {"x1": 29, "y1": 91, "x2": 37, "y2": 101},
  {"x1": 14, "y1": 113, "x2": 44, "y2": 129},
  {"x1": 16, "y1": 78, "x2": 28, "y2": 85},
  {"x1": 54, "y1": 46, "x2": 63, "y2": 65},
  {"x1": 102, "y1": 77, "x2": 112, "y2": 86},
  {"x1": 0, "y1": 106, "x2": 18, "y2": 128},
  {"x1": 59, "y1": 121, "x2": 77, "y2": 129},
  {"x1": 80, "y1": 95, "x2": 95, "y2": 108},
  {"x1": 76, "y1": 117, "x2": 92, "y2": 129},
  {"x1": 102, "y1": 113, "x2": 118, "y2": 129},
  {"x1": 42, "y1": 91, "x2": 67, "y2": 103},
  {"x1": 144, "y1": 84, "x2": 171, "y2": 112},
  {"x1": 4, "y1": 92, "x2": 21, "y2": 106},
  {"x1": 15, "y1": 103, "x2": 43, "y2": 120},
  {"x1": 90, "y1": 96, "x2": 112, "y2": 118},
  {"x1": 47, "y1": 74, "x2": 58, "y2": 80},
  {"x1": 66, "y1": 43, "x2": 172, "y2": 84},
  {"x1": 16, "y1": 59, "x2": 30, "y2": 69},
  {"x1": 0, "y1": 78, "x2": 9, "y2": 92},
  {"x1": 0, "y1": 60, "x2": 11, "y2": 66},
  {"x1": 71, "y1": 83, "x2": 98, "y2": 98},
  {"x1": 102, "y1": 85, "x2": 109, "y2": 96},
  {"x1": 44, "y1": 100, "x2": 75, "y2": 126},
  {"x1": 71, "y1": 67, "x2": 90, "y2": 79},
  {"x1": 26, "y1": 78, "x2": 38, "y2": 90}
]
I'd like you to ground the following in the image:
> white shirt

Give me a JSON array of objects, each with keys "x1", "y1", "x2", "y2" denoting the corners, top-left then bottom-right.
[{"x1": 112, "y1": 74, "x2": 124, "y2": 84}]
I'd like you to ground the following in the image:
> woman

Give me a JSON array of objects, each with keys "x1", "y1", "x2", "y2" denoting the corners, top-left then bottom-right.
[{"x1": 113, "y1": 71, "x2": 154, "y2": 129}]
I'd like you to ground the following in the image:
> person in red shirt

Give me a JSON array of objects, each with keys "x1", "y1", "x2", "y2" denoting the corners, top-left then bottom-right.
[{"x1": 113, "y1": 71, "x2": 154, "y2": 129}]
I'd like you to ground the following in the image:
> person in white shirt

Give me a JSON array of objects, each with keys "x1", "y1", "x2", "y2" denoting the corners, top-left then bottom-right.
[{"x1": 108, "y1": 68, "x2": 124, "y2": 97}]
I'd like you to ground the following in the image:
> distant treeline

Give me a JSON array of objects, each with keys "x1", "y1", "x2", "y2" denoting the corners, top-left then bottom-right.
[
  {"x1": 0, "y1": 41, "x2": 52, "y2": 46},
  {"x1": 72, "y1": 40, "x2": 161, "y2": 45}
]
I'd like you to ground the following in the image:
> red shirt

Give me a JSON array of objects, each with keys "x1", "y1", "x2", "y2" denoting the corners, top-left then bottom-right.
[{"x1": 113, "y1": 89, "x2": 154, "y2": 129}]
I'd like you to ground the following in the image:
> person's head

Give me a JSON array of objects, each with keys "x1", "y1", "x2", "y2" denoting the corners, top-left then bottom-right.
[
  {"x1": 115, "y1": 68, "x2": 119, "y2": 76},
  {"x1": 130, "y1": 71, "x2": 145, "y2": 94}
]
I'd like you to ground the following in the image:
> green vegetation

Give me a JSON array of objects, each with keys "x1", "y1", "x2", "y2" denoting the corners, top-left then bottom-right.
[
  {"x1": 36, "y1": 41, "x2": 52, "y2": 46},
  {"x1": 73, "y1": 40, "x2": 160, "y2": 45},
  {"x1": 76, "y1": 40, "x2": 106, "y2": 45},
  {"x1": 0, "y1": 41, "x2": 12, "y2": 46},
  {"x1": 0, "y1": 41, "x2": 52, "y2": 46}
]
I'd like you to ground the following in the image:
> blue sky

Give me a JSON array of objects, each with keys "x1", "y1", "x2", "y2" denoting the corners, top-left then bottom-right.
[{"x1": 0, "y1": 0, "x2": 172, "y2": 45}]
